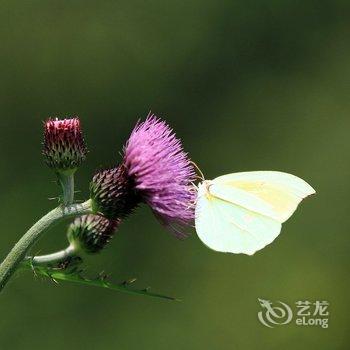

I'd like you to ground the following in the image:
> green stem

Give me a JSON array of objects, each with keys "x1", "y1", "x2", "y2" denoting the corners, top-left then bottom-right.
[
  {"x1": 28, "y1": 245, "x2": 76, "y2": 266},
  {"x1": 57, "y1": 172, "x2": 75, "y2": 205},
  {"x1": 0, "y1": 200, "x2": 92, "y2": 293}
]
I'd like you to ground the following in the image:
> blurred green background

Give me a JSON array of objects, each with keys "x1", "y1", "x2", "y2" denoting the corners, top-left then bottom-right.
[{"x1": 0, "y1": 0, "x2": 349, "y2": 349}]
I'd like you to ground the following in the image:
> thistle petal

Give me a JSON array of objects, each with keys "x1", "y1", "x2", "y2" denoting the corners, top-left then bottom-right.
[{"x1": 124, "y1": 114, "x2": 196, "y2": 237}]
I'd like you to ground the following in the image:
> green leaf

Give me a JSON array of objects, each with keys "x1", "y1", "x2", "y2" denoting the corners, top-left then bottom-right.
[{"x1": 26, "y1": 263, "x2": 179, "y2": 301}]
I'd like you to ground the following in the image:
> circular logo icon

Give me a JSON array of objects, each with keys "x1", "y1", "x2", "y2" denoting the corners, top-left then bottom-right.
[{"x1": 258, "y1": 298, "x2": 293, "y2": 328}]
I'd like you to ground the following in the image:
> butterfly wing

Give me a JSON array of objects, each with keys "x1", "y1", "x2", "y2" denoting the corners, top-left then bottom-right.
[
  {"x1": 195, "y1": 184, "x2": 281, "y2": 255},
  {"x1": 212, "y1": 171, "x2": 315, "y2": 222},
  {"x1": 195, "y1": 171, "x2": 315, "y2": 255}
]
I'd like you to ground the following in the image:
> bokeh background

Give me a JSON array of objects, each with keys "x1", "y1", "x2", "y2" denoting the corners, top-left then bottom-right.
[{"x1": 0, "y1": 1, "x2": 349, "y2": 349}]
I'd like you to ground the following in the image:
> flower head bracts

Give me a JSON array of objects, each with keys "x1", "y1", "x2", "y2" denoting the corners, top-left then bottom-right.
[
  {"x1": 67, "y1": 214, "x2": 120, "y2": 254},
  {"x1": 90, "y1": 165, "x2": 140, "y2": 220},
  {"x1": 43, "y1": 118, "x2": 87, "y2": 173}
]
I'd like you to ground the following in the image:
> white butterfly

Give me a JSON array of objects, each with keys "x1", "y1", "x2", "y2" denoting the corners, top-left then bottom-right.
[{"x1": 195, "y1": 171, "x2": 315, "y2": 255}]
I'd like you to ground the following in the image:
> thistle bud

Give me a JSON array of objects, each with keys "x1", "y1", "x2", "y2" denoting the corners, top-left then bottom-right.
[
  {"x1": 67, "y1": 214, "x2": 119, "y2": 254},
  {"x1": 89, "y1": 164, "x2": 140, "y2": 220},
  {"x1": 43, "y1": 117, "x2": 87, "y2": 174}
]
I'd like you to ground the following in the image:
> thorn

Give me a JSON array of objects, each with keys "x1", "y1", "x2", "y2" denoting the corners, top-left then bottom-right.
[
  {"x1": 46, "y1": 271, "x2": 59, "y2": 284},
  {"x1": 98, "y1": 271, "x2": 109, "y2": 281},
  {"x1": 122, "y1": 278, "x2": 137, "y2": 286},
  {"x1": 49, "y1": 266, "x2": 58, "y2": 272},
  {"x1": 73, "y1": 199, "x2": 84, "y2": 203},
  {"x1": 30, "y1": 262, "x2": 38, "y2": 278},
  {"x1": 101, "y1": 280, "x2": 109, "y2": 288}
]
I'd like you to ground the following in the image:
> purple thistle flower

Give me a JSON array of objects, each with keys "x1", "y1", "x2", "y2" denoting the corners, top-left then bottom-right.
[{"x1": 123, "y1": 114, "x2": 196, "y2": 238}]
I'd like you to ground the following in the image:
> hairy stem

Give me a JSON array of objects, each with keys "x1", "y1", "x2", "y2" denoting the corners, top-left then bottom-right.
[
  {"x1": 0, "y1": 200, "x2": 92, "y2": 293},
  {"x1": 57, "y1": 172, "x2": 75, "y2": 205},
  {"x1": 28, "y1": 245, "x2": 76, "y2": 266}
]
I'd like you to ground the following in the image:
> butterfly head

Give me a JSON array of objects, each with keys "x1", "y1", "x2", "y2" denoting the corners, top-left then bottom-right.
[{"x1": 198, "y1": 180, "x2": 214, "y2": 200}]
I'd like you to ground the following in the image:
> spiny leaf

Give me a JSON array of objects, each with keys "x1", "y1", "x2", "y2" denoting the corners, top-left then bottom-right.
[
  {"x1": 54, "y1": 272, "x2": 178, "y2": 300},
  {"x1": 26, "y1": 264, "x2": 179, "y2": 301}
]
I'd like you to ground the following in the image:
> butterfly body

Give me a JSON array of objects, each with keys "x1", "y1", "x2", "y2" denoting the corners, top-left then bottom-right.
[{"x1": 197, "y1": 180, "x2": 214, "y2": 200}]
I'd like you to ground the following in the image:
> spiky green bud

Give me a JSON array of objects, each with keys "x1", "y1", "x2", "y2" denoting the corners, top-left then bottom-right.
[
  {"x1": 89, "y1": 164, "x2": 140, "y2": 220},
  {"x1": 67, "y1": 214, "x2": 119, "y2": 254}
]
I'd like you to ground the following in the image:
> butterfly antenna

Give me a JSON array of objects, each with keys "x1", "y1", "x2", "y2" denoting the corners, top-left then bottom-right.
[
  {"x1": 190, "y1": 161, "x2": 205, "y2": 181},
  {"x1": 191, "y1": 182, "x2": 198, "y2": 190}
]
